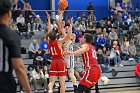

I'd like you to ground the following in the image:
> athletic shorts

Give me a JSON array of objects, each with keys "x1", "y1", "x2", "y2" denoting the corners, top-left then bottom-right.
[
  {"x1": 0, "y1": 73, "x2": 16, "y2": 93},
  {"x1": 64, "y1": 56, "x2": 74, "y2": 69},
  {"x1": 79, "y1": 66, "x2": 101, "y2": 88},
  {"x1": 49, "y1": 60, "x2": 66, "y2": 76}
]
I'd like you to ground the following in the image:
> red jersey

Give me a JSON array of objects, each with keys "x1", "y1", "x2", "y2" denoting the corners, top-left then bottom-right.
[
  {"x1": 48, "y1": 40, "x2": 63, "y2": 60},
  {"x1": 82, "y1": 44, "x2": 98, "y2": 68}
]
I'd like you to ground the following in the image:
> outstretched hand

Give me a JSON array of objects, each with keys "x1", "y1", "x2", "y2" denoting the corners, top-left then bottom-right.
[
  {"x1": 46, "y1": 11, "x2": 50, "y2": 19},
  {"x1": 63, "y1": 51, "x2": 73, "y2": 56},
  {"x1": 70, "y1": 17, "x2": 74, "y2": 25}
]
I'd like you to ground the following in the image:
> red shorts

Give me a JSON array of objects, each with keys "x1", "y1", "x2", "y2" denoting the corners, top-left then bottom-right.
[
  {"x1": 79, "y1": 66, "x2": 101, "y2": 88},
  {"x1": 49, "y1": 61, "x2": 66, "y2": 76}
]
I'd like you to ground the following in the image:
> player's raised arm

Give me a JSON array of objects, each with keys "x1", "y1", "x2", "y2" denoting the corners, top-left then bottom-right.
[
  {"x1": 58, "y1": 9, "x2": 65, "y2": 34},
  {"x1": 46, "y1": 11, "x2": 51, "y2": 32},
  {"x1": 59, "y1": 23, "x2": 72, "y2": 43},
  {"x1": 65, "y1": 44, "x2": 89, "y2": 55},
  {"x1": 61, "y1": 17, "x2": 74, "y2": 38}
]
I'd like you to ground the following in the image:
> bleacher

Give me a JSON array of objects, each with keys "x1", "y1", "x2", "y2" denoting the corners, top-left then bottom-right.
[{"x1": 14, "y1": 31, "x2": 140, "y2": 92}]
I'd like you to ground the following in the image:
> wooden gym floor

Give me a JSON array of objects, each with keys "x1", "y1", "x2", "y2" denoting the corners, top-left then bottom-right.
[{"x1": 66, "y1": 87, "x2": 140, "y2": 93}]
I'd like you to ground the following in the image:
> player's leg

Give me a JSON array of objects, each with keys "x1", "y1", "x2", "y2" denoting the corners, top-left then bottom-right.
[
  {"x1": 59, "y1": 76, "x2": 66, "y2": 93},
  {"x1": 57, "y1": 61, "x2": 67, "y2": 93},
  {"x1": 74, "y1": 70, "x2": 80, "y2": 80},
  {"x1": 68, "y1": 68, "x2": 77, "y2": 92},
  {"x1": 77, "y1": 84, "x2": 89, "y2": 93},
  {"x1": 48, "y1": 76, "x2": 56, "y2": 93},
  {"x1": 85, "y1": 87, "x2": 91, "y2": 93},
  {"x1": 48, "y1": 62, "x2": 57, "y2": 93}
]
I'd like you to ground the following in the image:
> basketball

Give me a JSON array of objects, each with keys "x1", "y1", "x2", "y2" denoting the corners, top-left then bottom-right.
[{"x1": 58, "y1": 0, "x2": 68, "y2": 9}]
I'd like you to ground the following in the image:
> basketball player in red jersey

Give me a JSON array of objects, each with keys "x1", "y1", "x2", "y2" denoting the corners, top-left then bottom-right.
[
  {"x1": 65, "y1": 33, "x2": 101, "y2": 93},
  {"x1": 46, "y1": 10, "x2": 72, "y2": 93}
]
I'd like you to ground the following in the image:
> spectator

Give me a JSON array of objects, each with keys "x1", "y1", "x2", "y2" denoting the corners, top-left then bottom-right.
[
  {"x1": 74, "y1": 17, "x2": 81, "y2": 28},
  {"x1": 110, "y1": 45, "x2": 123, "y2": 67},
  {"x1": 31, "y1": 66, "x2": 48, "y2": 93},
  {"x1": 33, "y1": 49, "x2": 44, "y2": 67},
  {"x1": 73, "y1": 28, "x2": 79, "y2": 43},
  {"x1": 122, "y1": 36, "x2": 129, "y2": 46},
  {"x1": 81, "y1": 12, "x2": 87, "y2": 21},
  {"x1": 87, "y1": 21, "x2": 95, "y2": 32},
  {"x1": 51, "y1": 20, "x2": 58, "y2": 31},
  {"x1": 129, "y1": 23, "x2": 138, "y2": 39},
  {"x1": 110, "y1": 4, "x2": 116, "y2": 12},
  {"x1": 79, "y1": 21, "x2": 86, "y2": 32},
  {"x1": 121, "y1": 42, "x2": 129, "y2": 60},
  {"x1": 16, "y1": 13, "x2": 25, "y2": 25},
  {"x1": 96, "y1": 34, "x2": 106, "y2": 49},
  {"x1": 100, "y1": 20, "x2": 106, "y2": 28},
  {"x1": 127, "y1": 2, "x2": 132, "y2": 11},
  {"x1": 12, "y1": 1, "x2": 21, "y2": 22},
  {"x1": 94, "y1": 27, "x2": 102, "y2": 46},
  {"x1": 109, "y1": 28, "x2": 117, "y2": 40},
  {"x1": 28, "y1": 38, "x2": 40, "y2": 59},
  {"x1": 23, "y1": 2, "x2": 32, "y2": 22},
  {"x1": 34, "y1": 15, "x2": 42, "y2": 31},
  {"x1": 115, "y1": 12, "x2": 123, "y2": 27},
  {"x1": 43, "y1": 66, "x2": 49, "y2": 79},
  {"x1": 27, "y1": 14, "x2": 34, "y2": 32},
  {"x1": 122, "y1": 21, "x2": 129, "y2": 31},
  {"x1": 43, "y1": 49, "x2": 51, "y2": 66},
  {"x1": 85, "y1": 19, "x2": 89, "y2": 29},
  {"x1": 127, "y1": 14, "x2": 132, "y2": 25},
  {"x1": 104, "y1": 32, "x2": 111, "y2": 50},
  {"x1": 97, "y1": 49, "x2": 109, "y2": 73},
  {"x1": 129, "y1": 18, "x2": 135, "y2": 27},
  {"x1": 78, "y1": 31, "x2": 83, "y2": 43},
  {"x1": 116, "y1": 3, "x2": 122, "y2": 11},
  {"x1": 122, "y1": 3, "x2": 127, "y2": 9},
  {"x1": 40, "y1": 38, "x2": 48, "y2": 53},
  {"x1": 122, "y1": 10, "x2": 129, "y2": 21},
  {"x1": 103, "y1": 47, "x2": 110, "y2": 67},
  {"x1": 16, "y1": 13, "x2": 30, "y2": 39},
  {"x1": 88, "y1": 12, "x2": 96, "y2": 22},
  {"x1": 137, "y1": 16, "x2": 140, "y2": 24},
  {"x1": 113, "y1": 10, "x2": 118, "y2": 22},
  {"x1": 106, "y1": 20, "x2": 112, "y2": 33},
  {"x1": 74, "y1": 57, "x2": 84, "y2": 80},
  {"x1": 133, "y1": 23, "x2": 139, "y2": 34},
  {"x1": 111, "y1": 35, "x2": 120, "y2": 48},
  {"x1": 87, "y1": 2, "x2": 94, "y2": 15},
  {"x1": 128, "y1": 40, "x2": 136, "y2": 58}
]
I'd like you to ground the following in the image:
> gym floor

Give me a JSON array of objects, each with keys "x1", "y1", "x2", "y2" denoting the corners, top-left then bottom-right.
[{"x1": 66, "y1": 87, "x2": 140, "y2": 93}]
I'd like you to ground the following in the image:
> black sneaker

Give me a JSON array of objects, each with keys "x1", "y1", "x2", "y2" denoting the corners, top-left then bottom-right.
[{"x1": 111, "y1": 69, "x2": 118, "y2": 77}]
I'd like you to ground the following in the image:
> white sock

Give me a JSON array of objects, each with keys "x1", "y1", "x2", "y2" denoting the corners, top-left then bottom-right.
[{"x1": 48, "y1": 90, "x2": 53, "y2": 93}]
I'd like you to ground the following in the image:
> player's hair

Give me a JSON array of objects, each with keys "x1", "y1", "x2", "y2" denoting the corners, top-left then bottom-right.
[
  {"x1": 84, "y1": 33, "x2": 93, "y2": 44},
  {"x1": 0, "y1": 0, "x2": 12, "y2": 17},
  {"x1": 48, "y1": 31, "x2": 57, "y2": 41}
]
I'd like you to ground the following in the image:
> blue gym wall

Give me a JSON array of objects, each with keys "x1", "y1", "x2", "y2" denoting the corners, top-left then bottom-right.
[
  {"x1": 55, "y1": 0, "x2": 109, "y2": 21},
  {"x1": 19, "y1": 0, "x2": 50, "y2": 10},
  {"x1": 19, "y1": 0, "x2": 109, "y2": 21}
]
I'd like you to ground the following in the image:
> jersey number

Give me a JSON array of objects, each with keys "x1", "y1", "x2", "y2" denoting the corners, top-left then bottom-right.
[
  {"x1": 92, "y1": 49, "x2": 97, "y2": 59},
  {"x1": 50, "y1": 47, "x2": 58, "y2": 55}
]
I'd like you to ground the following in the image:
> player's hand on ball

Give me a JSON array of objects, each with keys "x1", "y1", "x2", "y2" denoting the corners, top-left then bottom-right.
[{"x1": 58, "y1": 9, "x2": 65, "y2": 15}]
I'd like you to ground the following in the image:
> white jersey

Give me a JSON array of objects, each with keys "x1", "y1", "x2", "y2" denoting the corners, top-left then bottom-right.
[{"x1": 63, "y1": 40, "x2": 75, "y2": 68}]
